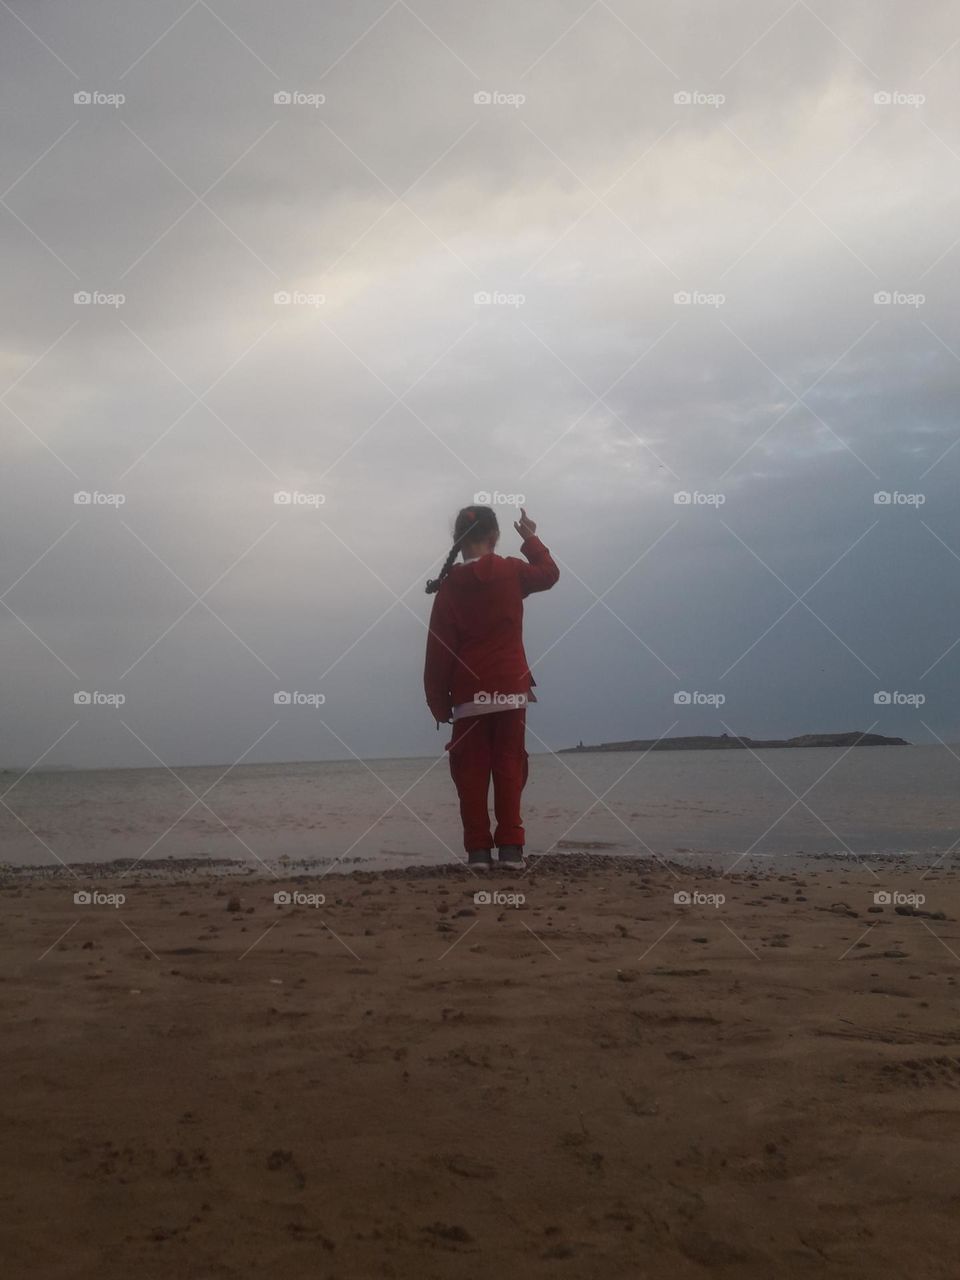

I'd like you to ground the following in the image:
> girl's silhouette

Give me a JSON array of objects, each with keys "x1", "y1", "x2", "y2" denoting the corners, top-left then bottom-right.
[{"x1": 424, "y1": 505, "x2": 559, "y2": 869}]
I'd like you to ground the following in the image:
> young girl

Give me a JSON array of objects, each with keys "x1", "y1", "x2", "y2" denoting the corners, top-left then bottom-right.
[{"x1": 424, "y1": 505, "x2": 559, "y2": 870}]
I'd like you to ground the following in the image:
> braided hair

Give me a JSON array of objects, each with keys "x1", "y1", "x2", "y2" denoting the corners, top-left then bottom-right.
[{"x1": 425, "y1": 505, "x2": 499, "y2": 593}]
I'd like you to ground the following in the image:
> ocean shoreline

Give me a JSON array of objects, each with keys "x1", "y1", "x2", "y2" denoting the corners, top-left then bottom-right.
[{"x1": 4, "y1": 846, "x2": 956, "y2": 885}]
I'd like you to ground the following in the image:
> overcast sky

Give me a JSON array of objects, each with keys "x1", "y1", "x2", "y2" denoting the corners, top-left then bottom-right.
[{"x1": 3, "y1": 0, "x2": 960, "y2": 769}]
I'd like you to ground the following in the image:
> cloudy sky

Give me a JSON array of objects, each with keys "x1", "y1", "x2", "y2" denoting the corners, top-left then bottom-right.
[{"x1": 3, "y1": 0, "x2": 960, "y2": 770}]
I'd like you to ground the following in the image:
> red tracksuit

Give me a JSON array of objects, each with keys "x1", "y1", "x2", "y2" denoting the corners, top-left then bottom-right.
[{"x1": 424, "y1": 536, "x2": 559, "y2": 851}]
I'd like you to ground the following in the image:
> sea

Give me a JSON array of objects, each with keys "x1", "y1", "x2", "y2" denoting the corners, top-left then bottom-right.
[{"x1": 2, "y1": 744, "x2": 958, "y2": 876}]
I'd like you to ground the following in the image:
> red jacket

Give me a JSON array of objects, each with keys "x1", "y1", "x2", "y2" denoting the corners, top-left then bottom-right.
[{"x1": 424, "y1": 536, "x2": 560, "y2": 723}]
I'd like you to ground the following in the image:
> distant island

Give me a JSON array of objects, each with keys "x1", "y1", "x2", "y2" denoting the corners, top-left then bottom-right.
[{"x1": 561, "y1": 731, "x2": 910, "y2": 753}]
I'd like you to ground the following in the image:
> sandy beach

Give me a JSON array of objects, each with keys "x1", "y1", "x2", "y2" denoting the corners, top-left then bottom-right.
[{"x1": 2, "y1": 854, "x2": 959, "y2": 1279}]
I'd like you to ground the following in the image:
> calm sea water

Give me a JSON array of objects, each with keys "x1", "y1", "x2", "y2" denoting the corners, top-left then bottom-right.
[{"x1": 2, "y1": 745, "x2": 958, "y2": 873}]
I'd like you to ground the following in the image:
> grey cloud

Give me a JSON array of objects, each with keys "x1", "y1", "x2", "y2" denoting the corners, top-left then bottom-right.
[{"x1": 3, "y1": 0, "x2": 960, "y2": 769}]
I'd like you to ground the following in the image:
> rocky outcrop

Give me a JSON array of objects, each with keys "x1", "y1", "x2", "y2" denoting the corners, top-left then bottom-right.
[{"x1": 561, "y1": 731, "x2": 909, "y2": 753}]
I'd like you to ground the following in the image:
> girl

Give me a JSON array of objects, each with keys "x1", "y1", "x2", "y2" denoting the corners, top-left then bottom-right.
[{"x1": 424, "y1": 505, "x2": 559, "y2": 870}]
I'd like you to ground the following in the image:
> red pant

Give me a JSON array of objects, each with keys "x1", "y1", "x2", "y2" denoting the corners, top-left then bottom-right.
[{"x1": 446, "y1": 710, "x2": 528, "y2": 851}]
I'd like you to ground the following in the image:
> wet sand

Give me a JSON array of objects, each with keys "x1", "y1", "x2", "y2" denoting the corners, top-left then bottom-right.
[{"x1": 2, "y1": 855, "x2": 959, "y2": 1278}]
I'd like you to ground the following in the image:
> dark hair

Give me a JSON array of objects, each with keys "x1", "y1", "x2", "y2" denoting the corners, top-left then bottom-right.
[{"x1": 425, "y1": 505, "x2": 499, "y2": 593}]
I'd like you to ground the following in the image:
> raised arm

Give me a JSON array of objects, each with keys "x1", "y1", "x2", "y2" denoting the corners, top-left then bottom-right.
[{"x1": 513, "y1": 508, "x2": 559, "y2": 597}]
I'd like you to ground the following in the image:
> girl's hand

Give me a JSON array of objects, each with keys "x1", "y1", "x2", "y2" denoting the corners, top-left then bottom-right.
[{"x1": 514, "y1": 508, "x2": 537, "y2": 539}]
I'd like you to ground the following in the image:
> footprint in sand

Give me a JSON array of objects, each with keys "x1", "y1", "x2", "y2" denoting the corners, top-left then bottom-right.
[{"x1": 878, "y1": 1056, "x2": 960, "y2": 1089}]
